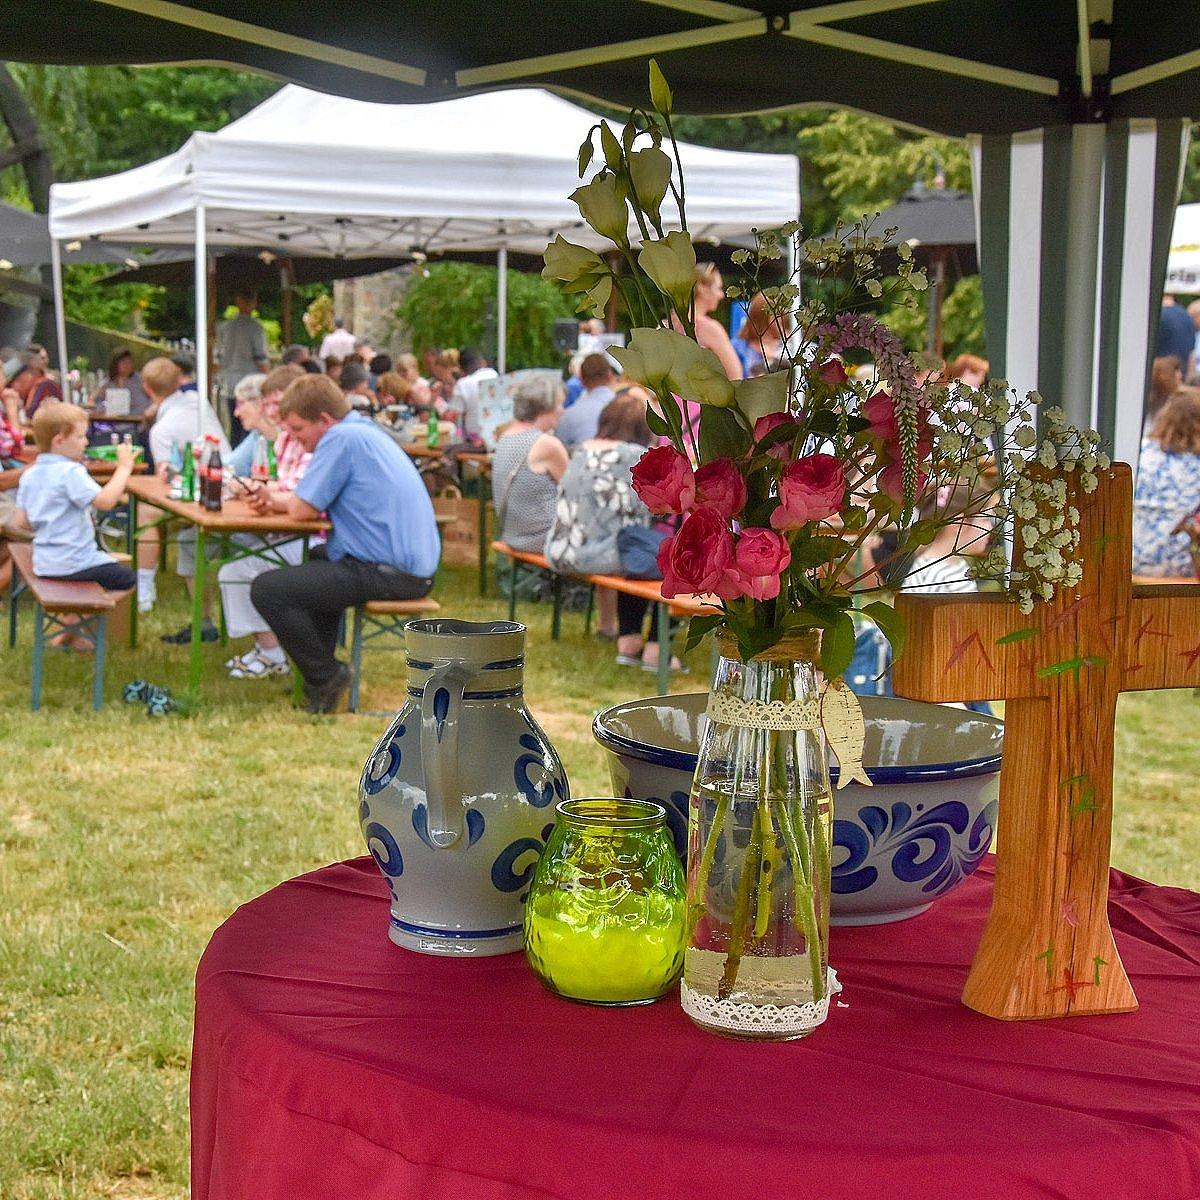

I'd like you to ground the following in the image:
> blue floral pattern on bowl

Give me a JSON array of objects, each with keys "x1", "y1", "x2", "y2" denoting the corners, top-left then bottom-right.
[{"x1": 595, "y1": 693, "x2": 1002, "y2": 925}]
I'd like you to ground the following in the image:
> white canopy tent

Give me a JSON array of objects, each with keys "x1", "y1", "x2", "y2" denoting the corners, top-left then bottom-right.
[
  {"x1": 1166, "y1": 204, "x2": 1200, "y2": 294},
  {"x1": 48, "y1": 85, "x2": 800, "y2": 404}
]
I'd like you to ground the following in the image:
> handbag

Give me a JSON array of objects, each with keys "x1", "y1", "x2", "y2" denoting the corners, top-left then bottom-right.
[{"x1": 617, "y1": 524, "x2": 669, "y2": 579}]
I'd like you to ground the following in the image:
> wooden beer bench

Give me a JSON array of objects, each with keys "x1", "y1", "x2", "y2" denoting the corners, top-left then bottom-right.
[
  {"x1": 348, "y1": 596, "x2": 442, "y2": 713},
  {"x1": 491, "y1": 540, "x2": 716, "y2": 694},
  {"x1": 6, "y1": 542, "x2": 129, "y2": 710}
]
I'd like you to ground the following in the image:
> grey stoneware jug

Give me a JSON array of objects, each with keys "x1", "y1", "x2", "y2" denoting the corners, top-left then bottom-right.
[{"x1": 358, "y1": 619, "x2": 569, "y2": 956}]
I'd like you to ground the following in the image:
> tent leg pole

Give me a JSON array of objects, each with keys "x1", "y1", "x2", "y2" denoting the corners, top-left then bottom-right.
[
  {"x1": 50, "y1": 238, "x2": 70, "y2": 403},
  {"x1": 1061, "y1": 125, "x2": 1105, "y2": 431},
  {"x1": 497, "y1": 246, "x2": 507, "y2": 375},
  {"x1": 195, "y1": 205, "x2": 208, "y2": 440}
]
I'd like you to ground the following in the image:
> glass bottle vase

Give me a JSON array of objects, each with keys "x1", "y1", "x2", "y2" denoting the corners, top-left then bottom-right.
[{"x1": 681, "y1": 632, "x2": 835, "y2": 1040}]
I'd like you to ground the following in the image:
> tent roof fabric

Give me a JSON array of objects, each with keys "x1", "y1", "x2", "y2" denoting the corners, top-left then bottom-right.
[
  {"x1": 5, "y1": 1, "x2": 1200, "y2": 138},
  {"x1": 0, "y1": 201, "x2": 140, "y2": 267},
  {"x1": 48, "y1": 86, "x2": 799, "y2": 256}
]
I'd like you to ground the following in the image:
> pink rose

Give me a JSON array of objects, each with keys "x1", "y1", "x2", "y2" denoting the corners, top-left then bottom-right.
[
  {"x1": 729, "y1": 528, "x2": 792, "y2": 601},
  {"x1": 753, "y1": 411, "x2": 796, "y2": 461},
  {"x1": 658, "y1": 507, "x2": 740, "y2": 599},
  {"x1": 818, "y1": 359, "x2": 848, "y2": 386},
  {"x1": 770, "y1": 454, "x2": 846, "y2": 530},
  {"x1": 878, "y1": 459, "x2": 930, "y2": 505},
  {"x1": 631, "y1": 445, "x2": 695, "y2": 515},
  {"x1": 693, "y1": 458, "x2": 747, "y2": 520},
  {"x1": 863, "y1": 391, "x2": 898, "y2": 441}
]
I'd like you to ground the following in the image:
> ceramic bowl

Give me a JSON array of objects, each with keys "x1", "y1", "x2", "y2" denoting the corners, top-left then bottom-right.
[{"x1": 593, "y1": 693, "x2": 1002, "y2": 925}]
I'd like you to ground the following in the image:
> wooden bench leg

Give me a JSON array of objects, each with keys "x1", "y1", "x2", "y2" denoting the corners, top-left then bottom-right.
[
  {"x1": 657, "y1": 601, "x2": 670, "y2": 697},
  {"x1": 31, "y1": 601, "x2": 45, "y2": 712},
  {"x1": 551, "y1": 573, "x2": 563, "y2": 641},
  {"x1": 508, "y1": 557, "x2": 518, "y2": 622},
  {"x1": 92, "y1": 615, "x2": 107, "y2": 711},
  {"x1": 349, "y1": 605, "x2": 365, "y2": 713},
  {"x1": 8, "y1": 578, "x2": 20, "y2": 649}
]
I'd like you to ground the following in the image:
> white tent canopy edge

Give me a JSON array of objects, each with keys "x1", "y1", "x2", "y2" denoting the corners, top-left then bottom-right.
[{"x1": 47, "y1": 85, "x2": 799, "y2": 412}]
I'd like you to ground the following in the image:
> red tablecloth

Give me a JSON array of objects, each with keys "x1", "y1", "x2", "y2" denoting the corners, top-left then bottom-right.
[{"x1": 191, "y1": 857, "x2": 1200, "y2": 1200}]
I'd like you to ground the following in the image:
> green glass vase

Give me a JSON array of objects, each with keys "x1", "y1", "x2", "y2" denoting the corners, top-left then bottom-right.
[{"x1": 524, "y1": 798, "x2": 686, "y2": 1005}]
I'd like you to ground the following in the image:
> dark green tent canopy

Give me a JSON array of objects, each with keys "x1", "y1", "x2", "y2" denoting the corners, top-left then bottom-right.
[{"x1": 5, "y1": 1, "x2": 1199, "y2": 136}]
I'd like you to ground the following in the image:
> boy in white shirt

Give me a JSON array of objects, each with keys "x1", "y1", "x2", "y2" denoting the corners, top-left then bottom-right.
[{"x1": 12, "y1": 402, "x2": 135, "y2": 651}]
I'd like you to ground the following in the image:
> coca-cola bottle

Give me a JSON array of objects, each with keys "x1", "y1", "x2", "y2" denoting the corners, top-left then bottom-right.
[{"x1": 203, "y1": 434, "x2": 223, "y2": 512}]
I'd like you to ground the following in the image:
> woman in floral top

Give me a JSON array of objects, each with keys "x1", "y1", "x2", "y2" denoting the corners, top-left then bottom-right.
[
  {"x1": 545, "y1": 389, "x2": 680, "y2": 671},
  {"x1": 1133, "y1": 388, "x2": 1200, "y2": 578}
]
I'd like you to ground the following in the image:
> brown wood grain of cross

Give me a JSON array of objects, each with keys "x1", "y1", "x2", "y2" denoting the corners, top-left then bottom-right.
[{"x1": 893, "y1": 465, "x2": 1200, "y2": 1020}]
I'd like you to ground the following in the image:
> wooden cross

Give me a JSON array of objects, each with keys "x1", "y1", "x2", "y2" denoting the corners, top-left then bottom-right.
[{"x1": 893, "y1": 464, "x2": 1200, "y2": 1020}]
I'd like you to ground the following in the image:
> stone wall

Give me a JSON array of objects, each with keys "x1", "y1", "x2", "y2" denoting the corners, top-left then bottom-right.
[{"x1": 333, "y1": 267, "x2": 414, "y2": 354}]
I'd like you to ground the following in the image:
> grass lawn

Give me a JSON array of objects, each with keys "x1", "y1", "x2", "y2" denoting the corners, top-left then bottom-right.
[{"x1": 1, "y1": 561, "x2": 1197, "y2": 1199}]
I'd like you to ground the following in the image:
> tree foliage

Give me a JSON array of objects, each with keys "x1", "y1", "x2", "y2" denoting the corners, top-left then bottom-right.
[
  {"x1": 397, "y1": 263, "x2": 574, "y2": 370},
  {"x1": 4, "y1": 64, "x2": 276, "y2": 184}
]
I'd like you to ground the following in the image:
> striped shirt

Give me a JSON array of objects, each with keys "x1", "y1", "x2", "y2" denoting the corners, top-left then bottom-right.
[{"x1": 902, "y1": 553, "x2": 976, "y2": 594}]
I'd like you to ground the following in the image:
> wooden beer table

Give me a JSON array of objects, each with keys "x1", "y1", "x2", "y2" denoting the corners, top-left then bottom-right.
[{"x1": 124, "y1": 475, "x2": 328, "y2": 705}]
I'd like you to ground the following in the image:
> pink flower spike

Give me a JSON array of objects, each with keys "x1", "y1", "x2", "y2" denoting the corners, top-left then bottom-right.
[{"x1": 878, "y1": 460, "x2": 930, "y2": 505}]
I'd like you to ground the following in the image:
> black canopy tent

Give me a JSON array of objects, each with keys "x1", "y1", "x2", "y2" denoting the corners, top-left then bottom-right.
[
  {"x1": 6, "y1": 0, "x2": 1200, "y2": 460},
  {"x1": 6, "y1": 2, "x2": 1199, "y2": 134},
  {"x1": 871, "y1": 187, "x2": 978, "y2": 358}
]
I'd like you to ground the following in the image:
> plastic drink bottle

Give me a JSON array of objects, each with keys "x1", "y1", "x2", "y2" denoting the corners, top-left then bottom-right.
[{"x1": 203, "y1": 435, "x2": 223, "y2": 512}]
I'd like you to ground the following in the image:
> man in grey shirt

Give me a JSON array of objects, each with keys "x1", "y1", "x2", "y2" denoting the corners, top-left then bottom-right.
[
  {"x1": 216, "y1": 289, "x2": 269, "y2": 389},
  {"x1": 215, "y1": 288, "x2": 270, "y2": 444},
  {"x1": 554, "y1": 353, "x2": 617, "y2": 447}
]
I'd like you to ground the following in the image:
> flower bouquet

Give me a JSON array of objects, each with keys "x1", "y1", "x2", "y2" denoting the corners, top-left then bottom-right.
[{"x1": 544, "y1": 62, "x2": 1107, "y2": 1039}]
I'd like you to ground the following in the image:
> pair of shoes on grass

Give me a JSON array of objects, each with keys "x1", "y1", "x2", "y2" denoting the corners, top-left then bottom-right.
[
  {"x1": 302, "y1": 661, "x2": 351, "y2": 714},
  {"x1": 161, "y1": 619, "x2": 219, "y2": 645},
  {"x1": 122, "y1": 679, "x2": 180, "y2": 716},
  {"x1": 614, "y1": 649, "x2": 688, "y2": 674},
  {"x1": 225, "y1": 647, "x2": 290, "y2": 679}
]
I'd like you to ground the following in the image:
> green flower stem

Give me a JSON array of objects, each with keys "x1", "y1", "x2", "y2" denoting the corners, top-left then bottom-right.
[
  {"x1": 753, "y1": 731, "x2": 776, "y2": 939},
  {"x1": 686, "y1": 791, "x2": 728, "y2": 940},
  {"x1": 790, "y1": 796, "x2": 827, "y2": 1003},
  {"x1": 718, "y1": 799, "x2": 763, "y2": 1001}
]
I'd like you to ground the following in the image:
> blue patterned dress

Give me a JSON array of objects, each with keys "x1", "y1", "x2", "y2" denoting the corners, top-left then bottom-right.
[{"x1": 1132, "y1": 438, "x2": 1200, "y2": 577}]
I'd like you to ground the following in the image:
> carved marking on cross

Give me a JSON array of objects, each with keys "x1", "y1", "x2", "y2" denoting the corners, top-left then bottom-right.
[{"x1": 894, "y1": 465, "x2": 1200, "y2": 1019}]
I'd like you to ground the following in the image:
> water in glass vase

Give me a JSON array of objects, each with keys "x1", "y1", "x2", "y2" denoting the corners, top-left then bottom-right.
[{"x1": 681, "y1": 637, "x2": 836, "y2": 1041}]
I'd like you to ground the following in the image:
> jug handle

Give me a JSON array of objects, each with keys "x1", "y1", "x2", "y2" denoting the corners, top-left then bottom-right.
[{"x1": 420, "y1": 662, "x2": 468, "y2": 848}]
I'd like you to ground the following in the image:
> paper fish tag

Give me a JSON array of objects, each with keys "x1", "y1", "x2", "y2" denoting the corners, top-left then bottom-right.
[{"x1": 820, "y1": 678, "x2": 872, "y2": 789}]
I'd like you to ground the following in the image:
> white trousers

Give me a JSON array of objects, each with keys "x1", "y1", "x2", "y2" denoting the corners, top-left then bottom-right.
[{"x1": 217, "y1": 537, "x2": 308, "y2": 639}]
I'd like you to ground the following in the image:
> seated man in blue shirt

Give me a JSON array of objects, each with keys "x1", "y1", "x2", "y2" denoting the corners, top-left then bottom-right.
[{"x1": 248, "y1": 375, "x2": 440, "y2": 713}]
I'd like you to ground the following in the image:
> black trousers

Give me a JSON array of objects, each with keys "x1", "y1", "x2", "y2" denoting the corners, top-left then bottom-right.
[
  {"x1": 617, "y1": 590, "x2": 670, "y2": 646},
  {"x1": 53, "y1": 561, "x2": 136, "y2": 590},
  {"x1": 250, "y1": 547, "x2": 433, "y2": 687}
]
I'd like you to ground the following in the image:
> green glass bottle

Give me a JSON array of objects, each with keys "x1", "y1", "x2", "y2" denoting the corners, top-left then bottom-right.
[
  {"x1": 524, "y1": 798, "x2": 685, "y2": 1005},
  {"x1": 426, "y1": 408, "x2": 440, "y2": 449},
  {"x1": 266, "y1": 439, "x2": 278, "y2": 480},
  {"x1": 180, "y1": 440, "x2": 195, "y2": 502}
]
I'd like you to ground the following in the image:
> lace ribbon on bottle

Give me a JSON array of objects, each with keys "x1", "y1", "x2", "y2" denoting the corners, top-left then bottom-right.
[
  {"x1": 680, "y1": 969, "x2": 842, "y2": 1035},
  {"x1": 704, "y1": 691, "x2": 820, "y2": 731}
]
